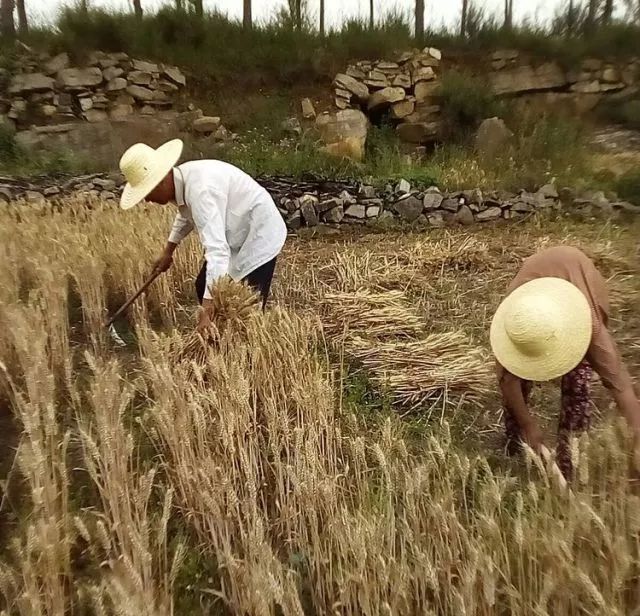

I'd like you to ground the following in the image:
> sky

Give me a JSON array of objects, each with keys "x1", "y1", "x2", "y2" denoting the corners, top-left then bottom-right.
[{"x1": 31, "y1": 0, "x2": 569, "y2": 29}]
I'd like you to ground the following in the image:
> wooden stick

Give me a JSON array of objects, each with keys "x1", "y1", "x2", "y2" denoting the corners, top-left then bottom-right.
[{"x1": 105, "y1": 270, "x2": 161, "y2": 328}]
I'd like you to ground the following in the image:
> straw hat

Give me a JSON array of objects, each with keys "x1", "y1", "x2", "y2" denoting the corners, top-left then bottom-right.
[
  {"x1": 119, "y1": 139, "x2": 184, "y2": 210},
  {"x1": 490, "y1": 277, "x2": 592, "y2": 382}
]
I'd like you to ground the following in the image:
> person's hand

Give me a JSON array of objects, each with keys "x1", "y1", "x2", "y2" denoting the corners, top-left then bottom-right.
[
  {"x1": 152, "y1": 250, "x2": 173, "y2": 275},
  {"x1": 196, "y1": 308, "x2": 212, "y2": 336},
  {"x1": 523, "y1": 423, "x2": 544, "y2": 454}
]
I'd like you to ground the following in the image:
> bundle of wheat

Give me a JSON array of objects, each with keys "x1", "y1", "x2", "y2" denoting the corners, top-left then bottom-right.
[
  {"x1": 347, "y1": 332, "x2": 492, "y2": 408},
  {"x1": 323, "y1": 290, "x2": 425, "y2": 341},
  {"x1": 170, "y1": 277, "x2": 261, "y2": 364}
]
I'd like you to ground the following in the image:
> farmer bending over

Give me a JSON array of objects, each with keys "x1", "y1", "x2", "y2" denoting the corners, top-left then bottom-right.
[
  {"x1": 118, "y1": 139, "x2": 287, "y2": 333},
  {"x1": 490, "y1": 246, "x2": 640, "y2": 479}
]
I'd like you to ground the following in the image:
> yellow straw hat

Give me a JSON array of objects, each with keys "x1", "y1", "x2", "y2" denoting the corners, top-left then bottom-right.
[
  {"x1": 490, "y1": 277, "x2": 592, "y2": 382},
  {"x1": 119, "y1": 138, "x2": 184, "y2": 210}
]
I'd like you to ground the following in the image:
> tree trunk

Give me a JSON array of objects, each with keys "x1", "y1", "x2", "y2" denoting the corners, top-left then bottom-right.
[
  {"x1": 192, "y1": 0, "x2": 202, "y2": 18},
  {"x1": 132, "y1": 0, "x2": 142, "y2": 20},
  {"x1": 461, "y1": 0, "x2": 468, "y2": 35},
  {"x1": 567, "y1": 0, "x2": 575, "y2": 31},
  {"x1": 415, "y1": 0, "x2": 424, "y2": 41},
  {"x1": 319, "y1": 0, "x2": 324, "y2": 35},
  {"x1": 602, "y1": 0, "x2": 614, "y2": 23},
  {"x1": 0, "y1": 0, "x2": 15, "y2": 39},
  {"x1": 504, "y1": 0, "x2": 513, "y2": 28},
  {"x1": 587, "y1": 0, "x2": 598, "y2": 29},
  {"x1": 369, "y1": 0, "x2": 374, "y2": 29},
  {"x1": 243, "y1": 0, "x2": 251, "y2": 30},
  {"x1": 15, "y1": 0, "x2": 26, "y2": 33}
]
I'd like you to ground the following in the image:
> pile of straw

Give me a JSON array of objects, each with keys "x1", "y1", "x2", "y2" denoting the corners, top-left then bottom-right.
[
  {"x1": 347, "y1": 332, "x2": 493, "y2": 408},
  {"x1": 170, "y1": 277, "x2": 261, "y2": 364},
  {"x1": 323, "y1": 290, "x2": 425, "y2": 341}
]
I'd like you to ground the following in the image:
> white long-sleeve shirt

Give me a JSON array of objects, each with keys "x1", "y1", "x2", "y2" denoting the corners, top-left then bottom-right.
[{"x1": 168, "y1": 160, "x2": 287, "y2": 300}]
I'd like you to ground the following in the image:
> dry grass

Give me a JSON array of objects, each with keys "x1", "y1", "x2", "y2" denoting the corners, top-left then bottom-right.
[{"x1": 0, "y1": 196, "x2": 640, "y2": 614}]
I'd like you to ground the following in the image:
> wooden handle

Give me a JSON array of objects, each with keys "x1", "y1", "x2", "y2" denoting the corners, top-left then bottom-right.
[{"x1": 105, "y1": 271, "x2": 161, "y2": 328}]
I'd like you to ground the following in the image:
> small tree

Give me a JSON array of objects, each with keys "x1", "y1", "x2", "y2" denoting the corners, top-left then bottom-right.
[
  {"x1": 243, "y1": 0, "x2": 251, "y2": 30},
  {"x1": 415, "y1": 0, "x2": 424, "y2": 41},
  {"x1": 586, "y1": 0, "x2": 599, "y2": 29},
  {"x1": 369, "y1": 0, "x2": 374, "y2": 29},
  {"x1": 504, "y1": 0, "x2": 513, "y2": 29},
  {"x1": 191, "y1": 0, "x2": 203, "y2": 18},
  {"x1": 602, "y1": 0, "x2": 614, "y2": 23},
  {"x1": 319, "y1": 0, "x2": 324, "y2": 35},
  {"x1": 0, "y1": 0, "x2": 15, "y2": 38}
]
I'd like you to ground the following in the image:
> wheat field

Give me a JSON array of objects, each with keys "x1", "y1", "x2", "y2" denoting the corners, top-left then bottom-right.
[{"x1": 1, "y1": 197, "x2": 640, "y2": 615}]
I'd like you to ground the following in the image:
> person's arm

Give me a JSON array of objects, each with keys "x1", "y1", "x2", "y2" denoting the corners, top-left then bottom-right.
[
  {"x1": 500, "y1": 370, "x2": 544, "y2": 452},
  {"x1": 153, "y1": 209, "x2": 194, "y2": 274},
  {"x1": 587, "y1": 328, "x2": 640, "y2": 441}
]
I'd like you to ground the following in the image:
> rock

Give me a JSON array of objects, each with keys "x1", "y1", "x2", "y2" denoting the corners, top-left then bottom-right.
[
  {"x1": 91, "y1": 94, "x2": 109, "y2": 108},
  {"x1": 412, "y1": 66, "x2": 435, "y2": 84},
  {"x1": 102, "y1": 66, "x2": 124, "y2": 82},
  {"x1": 582, "y1": 58, "x2": 603, "y2": 71},
  {"x1": 132, "y1": 60, "x2": 159, "y2": 73},
  {"x1": 390, "y1": 99, "x2": 415, "y2": 120},
  {"x1": 93, "y1": 178, "x2": 117, "y2": 190},
  {"x1": 57, "y1": 67, "x2": 103, "y2": 89},
  {"x1": 537, "y1": 183, "x2": 558, "y2": 199},
  {"x1": 333, "y1": 74, "x2": 370, "y2": 103},
  {"x1": 476, "y1": 206, "x2": 503, "y2": 221},
  {"x1": 512, "y1": 201, "x2": 535, "y2": 213},
  {"x1": 392, "y1": 74, "x2": 412, "y2": 88},
  {"x1": 9, "y1": 73, "x2": 55, "y2": 94},
  {"x1": 396, "y1": 179, "x2": 411, "y2": 194},
  {"x1": 128, "y1": 70, "x2": 153, "y2": 85},
  {"x1": 41, "y1": 104, "x2": 57, "y2": 117},
  {"x1": 301, "y1": 98, "x2": 316, "y2": 119},
  {"x1": 335, "y1": 97, "x2": 350, "y2": 110},
  {"x1": 316, "y1": 110, "x2": 369, "y2": 162},
  {"x1": 367, "y1": 87, "x2": 405, "y2": 111},
  {"x1": 299, "y1": 195, "x2": 319, "y2": 226},
  {"x1": 157, "y1": 80, "x2": 179, "y2": 93},
  {"x1": 425, "y1": 47, "x2": 442, "y2": 61},
  {"x1": 345, "y1": 204, "x2": 366, "y2": 219},
  {"x1": 110, "y1": 104, "x2": 134, "y2": 120},
  {"x1": 286, "y1": 211, "x2": 302, "y2": 230},
  {"x1": 163, "y1": 66, "x2": 186, "y2": 86},
  {"x1": 24, "y1": 190, "x2": 45, "y2": 204},
  {"x1": 600, "y1": 82, "x2": 626, "y2": 92},
  {"x1": 213, "y1": 125, "x2": 231, "y2": 141},
  {"x1": 571, "y1": 80, "x2": 601, "y2": 94},
  {"x1": 492, "y1": 59, "x2": 507, "y2": 71},
  {"x1": 441, "y1": 198, "x2": 460, "y2": 212},
  {"x1": 366, "y1": 206, "x2": 381, "y2": 218},
  {"x1": 84, "y1": 109, "x2": 108, "y2": 123},
  {"x1": 377, "y1": 61, "x2": 400, "y2": 70},
  {"x1": 414, "y1": 80, "x2": 441, "y2": 101},
  {"x1": 323, "y1": 205, "x2": 344, "y2": 223},
  {"x1": 475, "y1": 117, "x2": 514, "y2": 160},
  {"x1": 602, "y1": 67, "x2": 620, "y2": 83},
  {"x1": 491, "y1": 49, "x2": 519, "y2": 62},
  {"x1": 339, "y1": 190, "x2": 357, "y2": 205},
  {"x1": 281, "y1": 117, "x2": 302, "y2": 136},
  {"x1": 455, "y1": 204, "x2": 475, "y2": 225},
  {"x1": 79, "y1": 97, "x2": 93, "y2": 111},
  {"x1": 393, "y1": 195, "x2": 422, "y2": 221},
  {"x1": 317, "y1": 197, "x2": 343, "y2": 213},
  {"x1": 43, "y1": 186, "x2": 61, "y2": 196},
  {"x1": 346, "y1": 66, "x2": 367, "y2": 80},
  {"x1": 405, "y1": 103, "x2": 440, "y2": 123},
  {"x1": 127, "y1": 85, "x2": 154, "y2": 101},
  {"x1": 396, "y1": 122, "x2": 439, "y2": 144},
  {"x1": 489, "y1": 62, "x2": 566, "y2": 95},
  {"x1": 427, "y1": 212, "x2": 446, "y2": 227},
  {"x1": 101, "y1": 191, "x2": 117, "y2": 201},
  {"x1": 44, "y1": 53, "x2": 69, "y2": 75},
  {"x1": 423, "y1": 192, "x2": 443, "y2": 211}
]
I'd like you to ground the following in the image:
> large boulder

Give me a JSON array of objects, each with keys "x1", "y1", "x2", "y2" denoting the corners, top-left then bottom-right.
[
  {"x1": 127, "y1": 85, "x2": 154, "y2": 101},
  {"x1": 57, "y1": 67, "x2": 103, "y2": 89},
  {"x1": 396, "y1": 122, "x2": 439, "y2": 144},
  {"x1": 368, "y1": 87, "x2": 405, "y2": 112},
  {"x1": 475, "y1": 117, "x2": 514, "y2": 160},
  {"x1": 316, "y1": 109, "x2": 369, "y2": 162},
  {"x1": 489, "y1": 62, "x2": 566, "y2": 95},
  {"x1": 9, "y1": 73, "x2": 55, "y2": 95},
  {"x1": 163, "y1": 65, "x2": 186, "y2": 86}
]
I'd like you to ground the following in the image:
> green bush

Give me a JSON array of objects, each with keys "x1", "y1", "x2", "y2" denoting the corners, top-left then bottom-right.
[
  {"x1": 0, "y1": 123, "x2": 19, "y2": 164},
  {"x1": 615, "y1": 171, "x2": 640, "y2": 205},
  {"x1": 438, "y1": 71, "x2": 501, "y2": 142}
]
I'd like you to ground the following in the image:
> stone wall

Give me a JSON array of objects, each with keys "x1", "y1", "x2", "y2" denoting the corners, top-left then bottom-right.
[
  {"x1": 1, "y1": 48, "x2": 187, "y2": 129},
  {"x1": 332, "y1": 47, "x2": 443, "y2": 147},
  {"x1": 2, "y1": 174, "x2": 637, "y2": 229}
]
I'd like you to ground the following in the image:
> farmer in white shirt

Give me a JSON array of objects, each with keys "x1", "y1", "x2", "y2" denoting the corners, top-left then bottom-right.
[{"x1": 118, "y1": 138, "x2": 287, "y2": 333}]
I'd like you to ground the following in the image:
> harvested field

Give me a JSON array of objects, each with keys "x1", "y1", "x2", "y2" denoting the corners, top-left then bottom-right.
[{"x1": 1, "y1": 197, "x2": 640, "y2": 614}]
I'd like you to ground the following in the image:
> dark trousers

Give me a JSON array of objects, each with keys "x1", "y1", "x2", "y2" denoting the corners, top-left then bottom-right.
[{"x1": 195, "y1": 257, "x2": 278, "y2": 310}]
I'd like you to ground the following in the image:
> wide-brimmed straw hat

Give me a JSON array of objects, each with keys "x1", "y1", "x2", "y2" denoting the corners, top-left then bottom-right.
[
  {"x1": 119, "y1": 138, "x2": 184, "y2": 210},
  {"x1": 490, "y1": 277, "x2": 592, "y2": 382}
]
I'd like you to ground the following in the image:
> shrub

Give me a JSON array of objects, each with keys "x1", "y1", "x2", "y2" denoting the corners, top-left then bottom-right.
[{"x1": 615, "y1": 170, "x2": 640, "y2": 205}]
